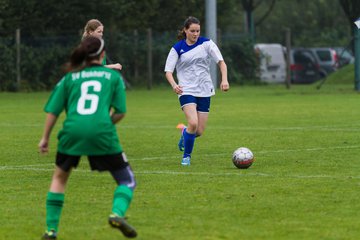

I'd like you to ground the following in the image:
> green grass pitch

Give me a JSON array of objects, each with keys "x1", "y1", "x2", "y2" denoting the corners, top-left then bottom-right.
[{"x1": 1, "y1": 83, "x2": 360, "y2": 239}]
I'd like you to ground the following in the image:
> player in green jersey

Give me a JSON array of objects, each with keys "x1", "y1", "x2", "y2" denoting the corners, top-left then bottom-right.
[
  {"x1": 82, "y1": 19, "x2": 123, "y2": 70},
  {"x1": 39, "y1": 36, "x2": 137, "y2": 239}
]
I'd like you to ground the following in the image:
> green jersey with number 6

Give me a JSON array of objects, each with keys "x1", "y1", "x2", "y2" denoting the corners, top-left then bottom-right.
[{"x1": 44, "y1": 65, "x2": 126, "y2": 155}]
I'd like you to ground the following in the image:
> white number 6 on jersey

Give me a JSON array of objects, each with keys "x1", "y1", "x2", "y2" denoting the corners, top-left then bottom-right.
[{"x1": 77, "y1": 81, "x2": 102, "y2": 115}]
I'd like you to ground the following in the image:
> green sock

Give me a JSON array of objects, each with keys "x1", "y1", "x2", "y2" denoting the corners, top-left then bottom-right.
[
  {"x1": 45, "y1": 192, "x2": 64, "y2": 232},
  {"x1": 112, "y1": 185, "x2": 133, "y2": 217}
]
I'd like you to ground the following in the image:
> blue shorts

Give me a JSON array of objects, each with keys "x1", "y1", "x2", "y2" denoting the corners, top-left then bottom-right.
[{"x1": 179, "y1": 95, "x2": 211, "y2": 113}]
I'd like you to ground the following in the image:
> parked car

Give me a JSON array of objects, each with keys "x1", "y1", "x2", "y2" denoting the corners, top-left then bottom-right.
[
  {"x1": 333, "y1": 47, "x2": 354, "y2": 67},
  {"x1": 254, "y1": 43, "x2": 286, "y2": 84},
  {"x1": 309, "y1": 47, "x2": 338, "y2": 77},
  {"x1": 289, "y1": 48, "x2": 321, "y2": 84}
]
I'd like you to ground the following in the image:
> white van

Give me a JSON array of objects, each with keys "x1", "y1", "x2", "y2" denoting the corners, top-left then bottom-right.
[{"x1": 254, "y1": 43, "x2": 286, "y2": 83}]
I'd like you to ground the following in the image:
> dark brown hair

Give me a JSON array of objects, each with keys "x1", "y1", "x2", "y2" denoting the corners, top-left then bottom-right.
[
  {"x1": 64, "y1": 36, "x2": 105, "y2": 72},
  {"x1": 177, "y1": 16, "x2": 200, "y2": 40}
]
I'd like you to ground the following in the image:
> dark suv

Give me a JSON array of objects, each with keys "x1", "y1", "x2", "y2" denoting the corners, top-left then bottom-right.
[
  {"x1": 289, "y1": 48, "x2": 321, "y2": 84},
  {"x1": 309, "y1": 48, "x2": 338, "y2": 77}
]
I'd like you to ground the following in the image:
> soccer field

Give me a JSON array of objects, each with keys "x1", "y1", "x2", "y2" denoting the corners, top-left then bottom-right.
[{"x1": 1, "y1": 84, "x2": 360, "y2": 240}]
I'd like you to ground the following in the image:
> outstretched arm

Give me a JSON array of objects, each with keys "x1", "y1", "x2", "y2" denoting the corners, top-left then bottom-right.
[
  {"x1": 106, "y1": 63, "x2": 122, "y2": 71},
  {"x1": 39, "y1": 113, "x2": 58, "y2": 154}
]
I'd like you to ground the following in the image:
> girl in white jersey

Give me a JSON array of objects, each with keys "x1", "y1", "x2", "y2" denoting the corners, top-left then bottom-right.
[{"x1": 164, "y1": 16, "x2": 229, "y2": 166}]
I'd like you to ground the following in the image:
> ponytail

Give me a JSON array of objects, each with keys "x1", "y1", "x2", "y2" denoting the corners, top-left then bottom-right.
[
  {"x1": 65, "y1": 37, "x2": 105, "y2": 72},
  {"x1": 177, "y1": 29, "x2": 186, "y2": 40},
  {"x1": 69, "y1": 45, "x2": 88, "y2": 69}
]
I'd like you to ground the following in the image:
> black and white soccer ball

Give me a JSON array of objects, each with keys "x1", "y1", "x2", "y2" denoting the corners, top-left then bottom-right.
[{"x1": 232, "y1": 147, "x2": 254, "y2": 169}]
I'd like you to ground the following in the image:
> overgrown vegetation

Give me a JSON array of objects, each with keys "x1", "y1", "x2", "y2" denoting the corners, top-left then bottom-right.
[
  {"x1": 0, "y1": 32, "x2": 259, "y2": 91},
  {"x1": 0, "y1": 0, "x2": 356, "y2": 91}
]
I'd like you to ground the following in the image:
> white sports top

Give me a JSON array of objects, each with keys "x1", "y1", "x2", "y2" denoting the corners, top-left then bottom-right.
[{"x1": 164, "y1": 37, "x2": 224, "y2": 97}]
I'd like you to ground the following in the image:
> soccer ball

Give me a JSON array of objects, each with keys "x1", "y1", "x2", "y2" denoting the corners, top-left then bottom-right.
[{"x1": 232, "y1": 147, "x2": 254, "y2": 169}]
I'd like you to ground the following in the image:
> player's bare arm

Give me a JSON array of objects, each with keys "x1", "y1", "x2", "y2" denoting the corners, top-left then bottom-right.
[
  {"x1": 111, "y1": 113, "x2": 125, "y2": 124},
  {"x1": 39, "y1": 113, "x2": 58, "y2": 153},
  {"x1": 165, "y1": 71, "x2": 183, "y2": 94},
  {"x1": 218, "y1": 60, "x2": 229, "y2": 91}
]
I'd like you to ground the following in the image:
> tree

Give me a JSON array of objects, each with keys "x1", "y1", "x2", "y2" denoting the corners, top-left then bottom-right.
[
  {"x1": 0, "y1": 0, "x2": 131, "y2": 37},
  {"x1": 255, "y1": 0, "x2": 276, "y2": 26},
  {"x1": 241, "y1": 0, "x2": 276, "y2": 40},
  {"x1": 339, "y1": 0, "x2": 360, "y2": 38},
  {"x1": 256, "y1": 0, "x2": 350, "y2": 47}
]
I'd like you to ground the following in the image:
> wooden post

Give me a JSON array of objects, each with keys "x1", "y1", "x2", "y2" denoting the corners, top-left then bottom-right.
[
  {"x1": 16, "y1": 28, "x2": 21, "y2": 91},
  {"x1": 147, "y1": 28, "x2": 153, "y2": 90},
  {"x1": 134, "y1": 30, "x2": 139, "y2": 82},
  {"x1": 285, "y1": 28, "x2": 291, "y2": 89}
]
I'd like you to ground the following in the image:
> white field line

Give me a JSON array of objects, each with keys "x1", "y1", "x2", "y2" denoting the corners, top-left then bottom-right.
[
  {"x1": 2, "y1": 123, "x2": 360, "y2": 132},
  {"x1": 1, "y1": 145, "x2": 360, "y2": 179},
  {"x1": 1, "y1": 167, "x2": 360, "y2": 180},
  {"x1": 137, "y1": 145, "x2": 360, "y2": 160},
  {"x1": 1, "y1": 145, "x2": 358, "y2": 169}
]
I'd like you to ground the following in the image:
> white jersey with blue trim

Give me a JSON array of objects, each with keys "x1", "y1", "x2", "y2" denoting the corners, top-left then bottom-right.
[{"x1": 164, "y1": 37, "x2": 224, "y2": 97}]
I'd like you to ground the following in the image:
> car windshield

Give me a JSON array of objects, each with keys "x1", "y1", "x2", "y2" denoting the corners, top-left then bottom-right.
[
  {"x1": 294, "y1": 51, "x2": 316, "y2": 64},
  {"x1": 315, "y1": 50, "x2": 331, "y2": 61}
]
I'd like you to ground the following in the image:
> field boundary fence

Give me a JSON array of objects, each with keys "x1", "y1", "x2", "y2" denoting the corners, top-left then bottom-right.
[{"x1": 0, "y1": 29, "x2": 257, "y2": 91}]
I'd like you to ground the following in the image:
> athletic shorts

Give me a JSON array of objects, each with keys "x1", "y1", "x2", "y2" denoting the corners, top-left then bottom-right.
[
  {"x1": 179, "y1": 95, "x2": 211, "y2": 113},
  {"x1": 56, "y1": 152, "x2": 129, "y2": 172}
]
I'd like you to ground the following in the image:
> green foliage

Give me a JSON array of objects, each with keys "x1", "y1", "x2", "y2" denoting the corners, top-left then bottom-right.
[
  {"x1": 2, "y1": 85, "x2": 360, "y2": 239},
  {"x1": 339, "y1": 0, "x2": 360, "y2": 22},
  {"x1": 14, "y1": 36, "x2": 79, "y2": 91},
  {"x1": 0, "y1": 30, "x2": 258, "y2": 91},
  {"x1": 255, "y1": 0, "x2": 351, "y2": 47},
  {"x1": 106, "y1": 30, "x2": 175, "y2": 87},
  {"x1": 0, "y1": 0, "x2": 357, "y2": 90},
  {"x1": 221, "y1": 37, "x2": 259, "y2": 84},
  {"x1": 20, "y1": 44, "x2": 66, "y2": 90},
  {"x1": 1, "y1": 0, "x2": 353, "y2": 46},
  {"x1": 0, "y1": 0, "x2": 127, "y2": 37},
  {"x1": 0, "y1": 39, "x2": 16, "y2": 91}
]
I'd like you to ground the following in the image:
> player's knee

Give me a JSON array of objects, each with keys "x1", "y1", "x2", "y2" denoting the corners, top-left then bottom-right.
[
  {"x1": 111, "y1": 167, "x2": 136, "y2": 191},
  {"x1": 187, "y1": 121, "x2": 198, "y2": 132},
  {"x1": 116, "y1": 177, "x2": 136, "y2": 191}
]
